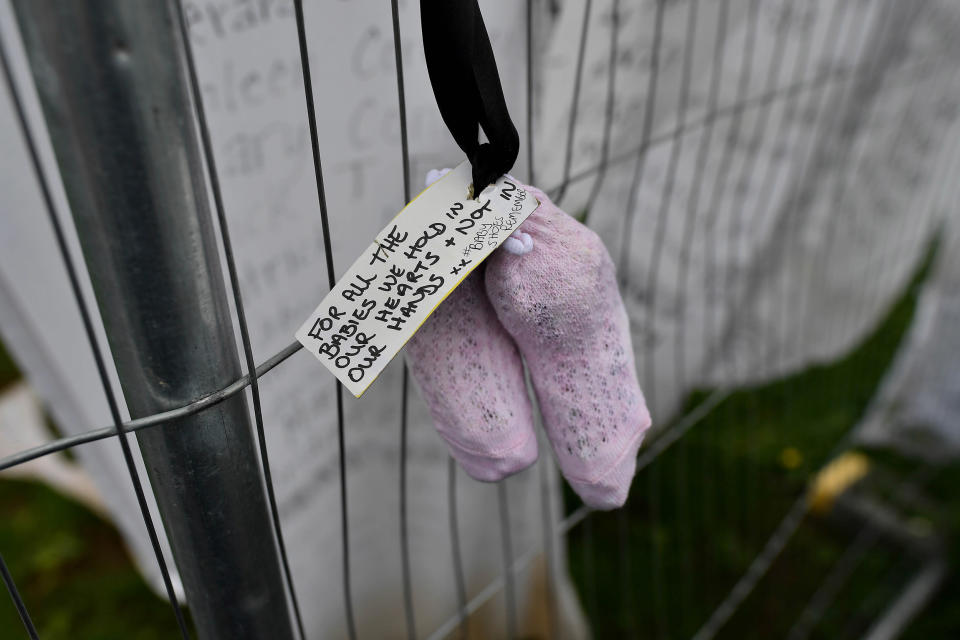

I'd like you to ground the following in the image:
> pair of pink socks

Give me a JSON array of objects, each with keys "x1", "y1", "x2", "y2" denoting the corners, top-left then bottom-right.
[{"x1": 405, "y1": 182, "x2": 651, "y2": 509}]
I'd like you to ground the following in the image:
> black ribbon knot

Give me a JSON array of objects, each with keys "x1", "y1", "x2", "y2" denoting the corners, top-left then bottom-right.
[{"x1": 421, "y1": 0, "x2": 520, "y2": 193}]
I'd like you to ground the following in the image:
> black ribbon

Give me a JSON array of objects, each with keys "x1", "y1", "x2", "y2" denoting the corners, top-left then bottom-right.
[{"x1": 420, "y1": 0, "x2": 520, "y2": 192}]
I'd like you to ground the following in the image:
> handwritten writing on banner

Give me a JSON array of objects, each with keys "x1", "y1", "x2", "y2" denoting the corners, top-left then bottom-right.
[{"x1": 295, "y1": 162, "x2": 540, "y2": 397}]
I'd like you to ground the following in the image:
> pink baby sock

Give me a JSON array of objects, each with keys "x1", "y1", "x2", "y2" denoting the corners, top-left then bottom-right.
[
  {"x1": 404, "y1": 168, "x2": 538, "y2": 482},
  {"x1": 485, "y1": 186, "x2": 651, "y2": 509},
  {"x1": 406, "y1": 271, "x2": 538, "y2": 481}
]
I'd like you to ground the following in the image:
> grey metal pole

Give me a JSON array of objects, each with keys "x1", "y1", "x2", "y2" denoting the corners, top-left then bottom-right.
[{"x1": 11, "y1": 2, "x2": 295, "y2": 638}]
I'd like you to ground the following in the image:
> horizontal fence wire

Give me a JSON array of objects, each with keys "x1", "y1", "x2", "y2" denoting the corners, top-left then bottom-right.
[
  {"x1": 845, "y1": 552, "x2": 920, "y2": 638},
  {"x1": 695, "y1": 164, "x2": 960, "y2": 636},
  {"x1": 696, "y1": 461, "x2": 942, "y2": 640},
  {"x1": 0, "y1": 55, "x2": 930, "y2": 640},
  {"x1": 0, "y1": 341, "x2": 302, "y2": 473},
  {"x1": 786, "y1": 526, "x2": 889, "y2": 640},
  {"x1": 0, "y1": 17, "x2": 191, "y2": 639},
  {"x1": 0, "y1": 60, "x2": 877, "y2": 477},
  {"x1": 425, "y1": 386, "x2": 727, "y2": 640},
  {"x1": 1, "y1": 1, "x2": 953, "y2": 638},
  {"x1": 0, "y1": 551, "x2": 38, "y2": 640},
  {"x1": 694, "y1": 2, "x2": 948, "y2": 635},
  {"x1": 291, "y1": 0, "x2": 356, "y2": 637},
  {"x1": 172, "y1": 1, "x2": 307, "y2": 637}
]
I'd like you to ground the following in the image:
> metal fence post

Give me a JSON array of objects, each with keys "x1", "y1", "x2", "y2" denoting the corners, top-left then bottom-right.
[{"x1": 11, "y1": 2, "x2": 295, "y2": 638}]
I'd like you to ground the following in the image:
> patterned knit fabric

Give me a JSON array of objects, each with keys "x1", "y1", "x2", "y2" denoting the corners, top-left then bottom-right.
[
  {"x1": 406, "y1": 269, "x2": 538, "y2": 481},
  {"x1": 486, "y1": 185, "x2": 651, "y2": 509}
]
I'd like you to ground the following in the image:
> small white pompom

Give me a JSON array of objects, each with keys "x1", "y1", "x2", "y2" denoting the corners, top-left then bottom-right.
[
  {"x1": 503, "y1": 231, "x2": 534, "y2": 256},
  {"x1": 425, "y1": 167, "x2": 451, "y2": 188}
]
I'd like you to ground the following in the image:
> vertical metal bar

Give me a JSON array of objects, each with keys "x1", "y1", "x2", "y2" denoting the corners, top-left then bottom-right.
[
  {"x1": 839, "y1": 552, "x2": 912, "y2": 637},
  {"x1": 770, "y1": 0, "x2": 877, "y2": 565},
  {"x1": 550, "y1": 0, "x2": 593, "y2": 205},
  {"x1": 526, "y1": 0, "x2": 537, "y2": 186},
  {"x1": 170, "y1": 4, "x2": 307, "y2": 639},
  {"x1": 801, "y1": 0, "x2": 919, "y2": 386},
  {"x1": 618, "y1": 0, "x2": 666, "y2": 287},
  {"x1": 701, "y1": 0, "x2": 759, "y2": 618},
  {"x1": 642, "y1": 0, "x2": 698, "y2": 409},
  {"x1": 290, "y1": 2, "x2": 357, "y2": 638},
  {"x1": 11, "y1": 2, "x2": 294, "y2": 638},
  {"x1": 389, "y1": 1, "x2": 418, "y2": 638},
  {"x1": 692, "y1": 493, "x2": 809, "y2": 640},
  {"x1": 526, "y1": 4, "x2": 560, "y2": 638},
  {"x1": 768, "y1": 0, "x2": 859, "y2": 378},
  {"x1": 616, "y1": 2, "x2": 667, "y2": 633},
  {"x1": 536, "y1": 452, "x2": 558, "y2": 639},
  {"x1": 862, "y1": 558, "x2": 946, "y2": 640},
  {"x1": 786, "y1": 526, "x2": 880, "y2": 640},
  {"x1": 643, "y1": 2, "x2": 700, "y2": 635},
  {"x1": 0, "y1": 16, "x2": 192, "y2": 639},
  {"x1": 674, "y1": 0, "x2": 729, "y2": 395},
  {"x1": 584, "y1": 0, "x2": 621, "y2": 213},
  {"x1": 448, "y1": 459, "x2": 470, "y2": 639},
  {"x1": 707, "y1": 0, "x2": 777, "y2": 366},
  {"x1": 580, "y1": 515, "x2": 598, "y2": 628},
  {"x1": 391, "y1": 0, "x2": 413, "y2": 205},
  {"x1": 742, "y1": 0, "x2": 844, "y2": 559},
  {"x1": 711, "y1": 0, "x2": 798, "y2": 576},
  {"x1": 497, "y1": 482, "x2": 517, "y2": 640},
  {"x1": 0, "y1": 551, "x2": 39, "y2": 640},
  {"x1": 616, "y1": 497, "x2": 634, "y2": 636},
  {"x1": 398, "y1": 373, "x2": 416, "y2": 640},
  {"x1": 672, "y1": 1, "x2": 730, "y2": 630},
  {"x1": 789, "y1": 464, "x2": 938, "y2": 640}
]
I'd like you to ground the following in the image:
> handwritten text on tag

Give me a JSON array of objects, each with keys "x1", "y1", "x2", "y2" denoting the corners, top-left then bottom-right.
[{"x1": 295, "y1": 162, "x2": 540, "y2": 397}]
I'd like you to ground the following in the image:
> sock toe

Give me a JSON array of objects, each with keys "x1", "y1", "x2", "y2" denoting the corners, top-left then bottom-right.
[
  {"x1": 446, "y1": 425, "x2": 539, "y2": 482},
  {"x1": 407, "y1": 271, "x2": 538, "y2": 481},
  {"x1": 566, "y1": 417, "x2": 649, "y2": 509},
  {"x1": 486, "y1": 186, "x2": 652, "y2": 507}
]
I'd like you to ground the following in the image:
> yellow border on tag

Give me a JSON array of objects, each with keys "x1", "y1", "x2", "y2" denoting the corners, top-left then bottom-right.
[
  {"x1": 377, "y1": 162, "x2": 472, "y2": 233},
  {"x1": 351, "y1": 189, "x2": 541, "y2": 398}
]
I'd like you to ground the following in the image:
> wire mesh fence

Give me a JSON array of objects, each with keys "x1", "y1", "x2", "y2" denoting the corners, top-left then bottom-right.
[{"x1": 0, "y1": 0, "x2": 958, "y2": 638}]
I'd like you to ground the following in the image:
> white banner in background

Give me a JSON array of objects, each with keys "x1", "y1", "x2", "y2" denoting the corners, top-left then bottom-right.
[{"x1": 1, "y1": 0, "x2": 960, "y2": 637}]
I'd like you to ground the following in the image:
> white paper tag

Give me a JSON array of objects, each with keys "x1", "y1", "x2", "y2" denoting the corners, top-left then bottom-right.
[{"x1": 295, "y1": 162, "x2": 540, "y2": 397}]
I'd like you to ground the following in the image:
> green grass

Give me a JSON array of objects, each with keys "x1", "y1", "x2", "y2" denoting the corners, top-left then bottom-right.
[
  {"x1": 0, "y1": 337, "x2": 19, "y2": 392},
  {"x1": 0, "y1": 480, "x2": 185, "y2": 639},
  {"x1": 0, "y1": 306, "x2": 185, "y2": 637},
  {"x1": 565, "y1": 240, "x2": 960, "y2": 638}
]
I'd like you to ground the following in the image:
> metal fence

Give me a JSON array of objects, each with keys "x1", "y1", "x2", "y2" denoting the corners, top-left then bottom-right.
[{"x1": 0, "y1": 0, "x2": 955, "y2": 638}]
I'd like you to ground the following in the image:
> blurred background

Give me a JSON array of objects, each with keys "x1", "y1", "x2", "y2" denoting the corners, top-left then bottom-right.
[{"x1": 1, "y1": 0, "x2": 959, "y2": 638}]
